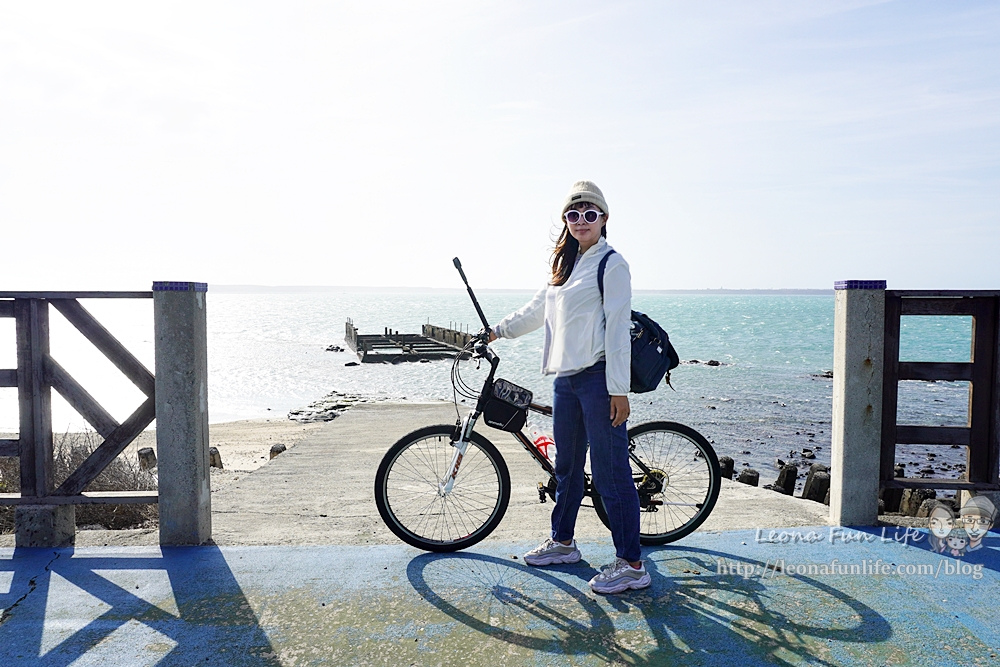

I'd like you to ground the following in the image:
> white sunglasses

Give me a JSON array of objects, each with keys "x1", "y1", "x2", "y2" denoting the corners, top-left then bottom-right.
[{"x1": 564, "y1": 208, "x2": 605, "y2": 225}]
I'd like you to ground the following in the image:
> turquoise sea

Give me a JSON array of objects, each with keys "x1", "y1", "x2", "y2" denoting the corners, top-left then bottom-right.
[{"x1": 0, "y1": 291, "x2": 975, "y2": 486}]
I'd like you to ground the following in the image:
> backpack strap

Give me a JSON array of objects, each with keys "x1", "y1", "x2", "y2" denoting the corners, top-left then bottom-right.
[{"x1": 597, "y1": 249, "x2": 617, "y2": 300}]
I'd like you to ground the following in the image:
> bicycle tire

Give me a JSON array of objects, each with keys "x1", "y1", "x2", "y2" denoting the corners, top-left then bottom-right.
[
  {"x1": 375, "y1": 424, "x2": 511, "y2": 552},
  {"x1": 593, "y1": 421, "x2": 721, "y2": 545}
]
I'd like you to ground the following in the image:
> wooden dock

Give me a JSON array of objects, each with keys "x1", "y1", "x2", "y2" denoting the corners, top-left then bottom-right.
[{"x1": 345, "y1": 320, "x2": 473, "y2": 363}]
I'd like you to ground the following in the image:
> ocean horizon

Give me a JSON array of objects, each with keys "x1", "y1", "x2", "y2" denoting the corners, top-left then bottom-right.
[{"x1": 212, "y1": 284, "x2": 834, "y2": 296}]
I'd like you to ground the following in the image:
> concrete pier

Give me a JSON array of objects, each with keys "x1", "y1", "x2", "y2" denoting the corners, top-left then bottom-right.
[
  {"x1": 344, "y1": 320, "x2": 469, "y2": 362},
  {"x1": 14, "y1": 505, "x2": 74, "y2": 547},
  {"x1": 2, "y1": 402, "x2": 997, "y2": 667},
  {"x1": 829, "y1": 280, "x2": 886, "y2": 526},
  {"x1": 153, "y1": 282, "x2": 211, "y2": 545}
]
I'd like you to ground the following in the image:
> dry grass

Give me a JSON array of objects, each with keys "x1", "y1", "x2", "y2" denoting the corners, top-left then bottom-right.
[
  {"x1": 0, "y1": 430, "x2": 158, "y2": 534},
  {"x1": 0, "y1": 455, "x2": 17, "y2": 534}
]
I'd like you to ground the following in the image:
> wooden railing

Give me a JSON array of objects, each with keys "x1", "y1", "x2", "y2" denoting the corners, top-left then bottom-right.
[
  {"x1": 0, "y1": 291, "x2": 158, "y2": 508},
  {"x1": 880, "y1": 290, "x2": 1000, "y2": 492}
]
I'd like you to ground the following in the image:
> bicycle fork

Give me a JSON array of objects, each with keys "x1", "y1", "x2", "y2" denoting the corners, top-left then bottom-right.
[{"x1": 439, "y1": 412, "x2": 478, "y2": 496}]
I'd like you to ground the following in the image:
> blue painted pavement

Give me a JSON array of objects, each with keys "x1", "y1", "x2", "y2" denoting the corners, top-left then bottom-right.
[{"x1": 1, "y1": 527, "x2": 998, "y2": 666}]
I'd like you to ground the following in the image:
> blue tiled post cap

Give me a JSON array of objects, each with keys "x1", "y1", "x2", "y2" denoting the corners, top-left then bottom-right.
[
  {"x1": 152, "y1": 282, "x2": 209, "y2": 292},
  {"x1": 834, "y1": 280, "x2": 886, "y2": 290}
]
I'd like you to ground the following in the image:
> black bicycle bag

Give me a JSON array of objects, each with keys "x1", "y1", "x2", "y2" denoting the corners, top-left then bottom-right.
[
  {"x1": 598, "y1": 250, "x2": 680, "y2": 393},
  {"x1": 482, "y1": 378, "x2": 532, "y2": 431}
]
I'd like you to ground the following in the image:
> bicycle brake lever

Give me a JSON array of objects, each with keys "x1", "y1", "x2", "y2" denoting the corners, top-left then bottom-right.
[{"x1": 470, "y1": 336, "x2": 492, "y2": 360}]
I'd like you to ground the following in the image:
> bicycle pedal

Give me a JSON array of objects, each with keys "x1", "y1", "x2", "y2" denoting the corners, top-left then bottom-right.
[{"x1": 537, "y1": 482, "x2": 547, "y2": 503}]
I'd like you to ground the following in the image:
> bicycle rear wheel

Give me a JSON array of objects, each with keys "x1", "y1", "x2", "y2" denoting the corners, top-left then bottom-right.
[
  {"x1": 593, "y1": 421, "x2": 721, "y2": 545},
  {"x1": 375, "y1": 425, "x2": 511, "y2": 552}
]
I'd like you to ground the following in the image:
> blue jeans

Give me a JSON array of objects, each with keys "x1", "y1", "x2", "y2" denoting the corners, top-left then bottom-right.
[{"x1": 550, "y1": 360, "x2": 641, "y2": 563}]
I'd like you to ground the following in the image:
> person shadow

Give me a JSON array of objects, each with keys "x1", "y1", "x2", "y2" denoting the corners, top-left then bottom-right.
[
  {"x1": 407, "y1": 546, "x2": 891, "y2": 665},
  {"x1": 0, "y1": 545, "x2": 279, "y2": 666}
]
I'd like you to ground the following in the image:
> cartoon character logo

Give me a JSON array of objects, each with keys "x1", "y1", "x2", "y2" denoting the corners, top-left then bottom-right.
[
  {"x1": 928, "y1": 504, "x2": 956, "y2": 554},
  {"x1": 960, "y1": 496, "x2": 996, "y2": 553},
  {"x1": 927, "y1": 496, "x2": 996, "y2": 556},
  {"x1": 945, "y1": 527, "x2": 969, "y2": 557}
]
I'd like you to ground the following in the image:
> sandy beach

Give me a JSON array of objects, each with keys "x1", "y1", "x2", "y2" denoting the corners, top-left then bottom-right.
[
  {"x1": 2, "y1": 418, "x2": 323, "y2": 475},
  {"x1": 134, "y1": 418, "x2": 324, "y2": 476}
]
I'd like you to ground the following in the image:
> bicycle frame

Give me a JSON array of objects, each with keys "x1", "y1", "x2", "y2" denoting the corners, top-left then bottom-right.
[
  {"x1": 442, "y1": 339, "x2": 660, "y2": 502},
  {"x1": 443, "y1": 400, "x2": 552, "y2": 494}
]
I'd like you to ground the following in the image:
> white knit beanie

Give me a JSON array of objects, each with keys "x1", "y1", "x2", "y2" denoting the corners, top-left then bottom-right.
[{"x1": 561, "y1": 180, "x2": 609, "y2": 216}]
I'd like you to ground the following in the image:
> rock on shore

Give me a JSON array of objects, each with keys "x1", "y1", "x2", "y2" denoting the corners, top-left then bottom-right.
[{"x1": 288, "y1": 390, "x2": 391, "y2": 423}]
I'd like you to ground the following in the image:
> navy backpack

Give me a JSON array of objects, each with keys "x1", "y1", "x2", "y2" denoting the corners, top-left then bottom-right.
[{"x1": 597, "y1": 250, "x2": 680, "y2": 393}]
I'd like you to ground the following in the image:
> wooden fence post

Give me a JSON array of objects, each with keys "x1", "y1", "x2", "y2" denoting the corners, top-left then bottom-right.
[
  {"x1": 154, "y1": 282, "x2": 211, "y2": 545},
  {"x1": 830, "y1": 280, "x2": 886, "y2": 526},
  {"x1": 14, "y1": 298, "x2": 75, "y2": 546}
]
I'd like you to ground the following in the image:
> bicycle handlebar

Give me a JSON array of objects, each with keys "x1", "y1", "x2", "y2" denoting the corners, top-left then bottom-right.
[{"x1": 452, "y1": 256, "x2": 469, "y2": 284}]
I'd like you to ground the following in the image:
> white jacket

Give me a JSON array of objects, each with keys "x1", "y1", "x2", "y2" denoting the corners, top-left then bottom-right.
[{"x1": 494, "y1": 237, "x2": 632, "y2": 395}]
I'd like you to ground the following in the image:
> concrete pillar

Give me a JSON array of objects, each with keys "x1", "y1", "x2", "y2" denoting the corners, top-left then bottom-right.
[
  {"x1": 830, "y1": 280, "x2": 886, "y2": 526},
  {"x1": 15, "y1": 505, "x2": 75, "y2": 547},
  {"x1": 153, "y1": 281, "x2": 211, "y2": 545}
]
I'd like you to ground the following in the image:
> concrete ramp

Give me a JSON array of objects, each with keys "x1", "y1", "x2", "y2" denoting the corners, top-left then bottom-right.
[{"x1": 208, "y1": 402, "x2": 830, "y2": 547}]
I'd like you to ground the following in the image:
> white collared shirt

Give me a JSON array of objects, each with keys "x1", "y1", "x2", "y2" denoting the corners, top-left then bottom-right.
[{"x1": 494, "y1": 237, "x2": 632, "y2": 395}]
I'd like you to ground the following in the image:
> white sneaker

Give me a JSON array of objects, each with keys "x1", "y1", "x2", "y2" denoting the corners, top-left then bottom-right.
[
  {"x1": 589, "y1": 558, "x2": 651, "y2": 594},
  {"x1": 523, "y1": 538, "x2": 582, "y2": 566}
]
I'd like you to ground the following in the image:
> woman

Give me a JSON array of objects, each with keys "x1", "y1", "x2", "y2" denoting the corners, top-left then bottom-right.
[
  {"x1": 927, "y1": 504, "x2": 955, "y2": 554},
  {"x1": 489, "y1": 180, "x2": 649, "y2": 594}
]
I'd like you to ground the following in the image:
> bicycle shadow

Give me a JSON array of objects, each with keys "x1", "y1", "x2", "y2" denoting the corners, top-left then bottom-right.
[
  {"x1": 406, "y1": 547, "x2": 890, "y2": 665},
  {"x1": 635, "y1": 545, "x2": 892, "y2": 665},
  {"x1": 0, "y1": 545, "x2": 278, "y2": 666},
  {"x1": 406, "y1": 551, "x2": 638, "y2": 663}
]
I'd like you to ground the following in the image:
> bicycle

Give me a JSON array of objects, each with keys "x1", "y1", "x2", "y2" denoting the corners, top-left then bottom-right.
[{"x1": 374, "y1": 258, "x2": 721, "y2": 553}]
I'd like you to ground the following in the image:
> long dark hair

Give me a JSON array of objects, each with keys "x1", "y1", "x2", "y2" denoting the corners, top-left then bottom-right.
[{"x1": 550, "y1": 224, "x2": 608, "y2": 286}]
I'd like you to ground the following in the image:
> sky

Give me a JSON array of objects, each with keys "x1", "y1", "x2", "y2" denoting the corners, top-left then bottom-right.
[{"x1": 1, "y1": 1, "x2": 998, "y2": 291}]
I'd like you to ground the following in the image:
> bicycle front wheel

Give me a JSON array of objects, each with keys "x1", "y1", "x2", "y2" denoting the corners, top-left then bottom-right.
[
  {"x1": 594, "y1": 421, "x2": 721, "y2": 545},
  {"x1": 375, "y1": 425, "x2": 511, "y2": 552}
]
